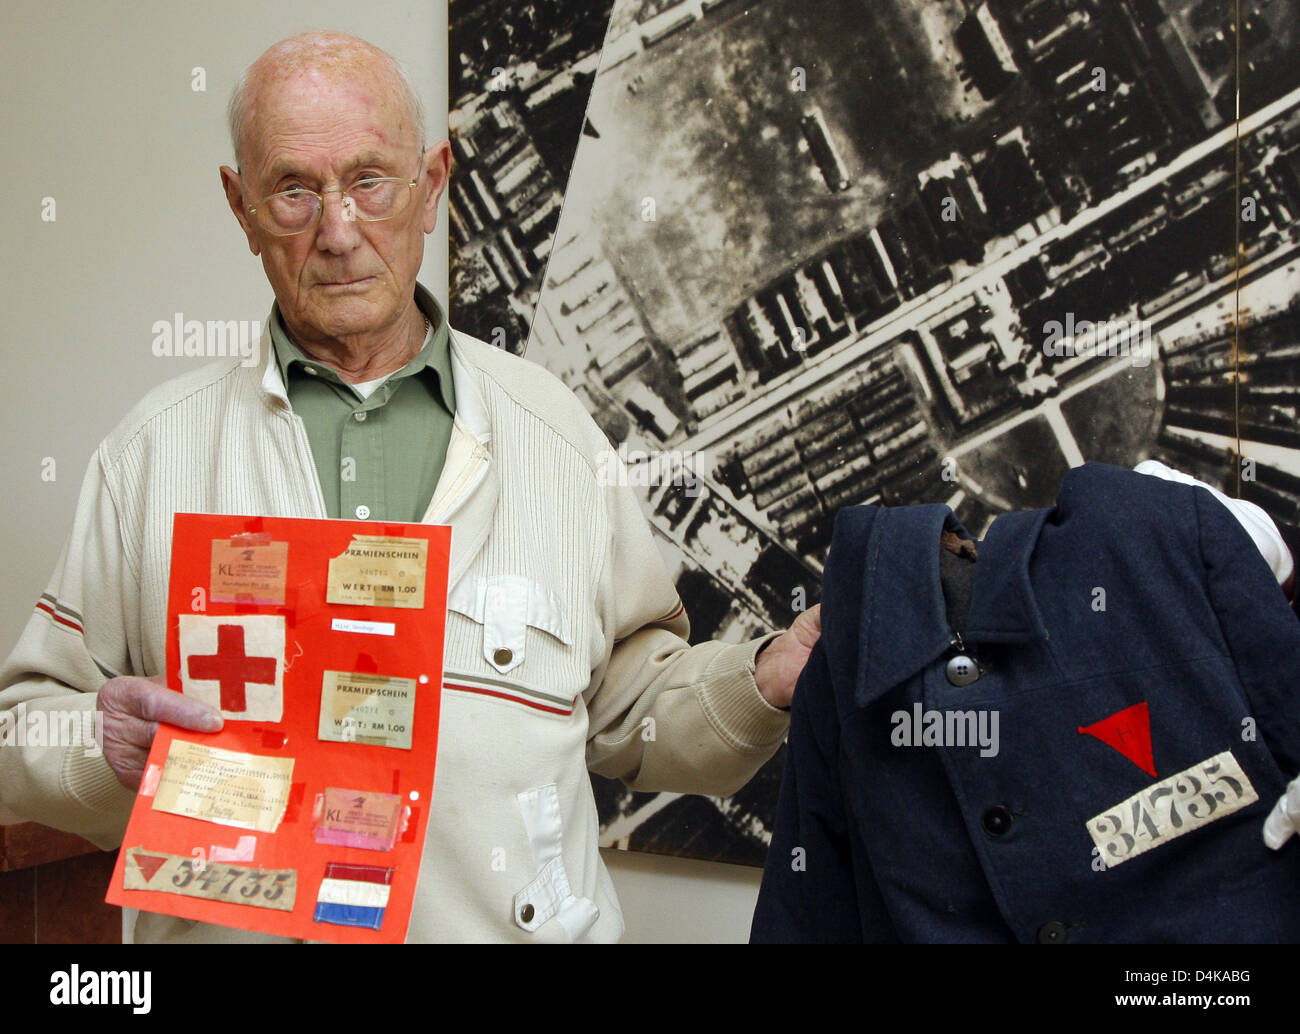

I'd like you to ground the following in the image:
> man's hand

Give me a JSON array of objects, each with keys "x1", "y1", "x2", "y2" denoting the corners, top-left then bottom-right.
[
  {"x1": 755, "y1": 604, "x2": 822, "y2": 710},
  {"x1": 1265, "y1": 774, "x2": 1300, "y2": 850},
  {"x1": 97, "y1": 675, "x2": 223, "y2": 790}
]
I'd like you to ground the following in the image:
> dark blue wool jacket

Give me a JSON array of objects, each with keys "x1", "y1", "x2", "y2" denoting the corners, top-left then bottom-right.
[{"x1": 751, "y1": 463, "x2": 1300, "y2": 943}]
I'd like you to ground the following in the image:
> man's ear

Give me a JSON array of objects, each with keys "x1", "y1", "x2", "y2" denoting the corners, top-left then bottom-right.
[
  {"x1": 220, "y1": 166, "x2": 261, "y2": 256},
  {"x1": 420, "y1": 140, "x2": 453, "y2": 235}
]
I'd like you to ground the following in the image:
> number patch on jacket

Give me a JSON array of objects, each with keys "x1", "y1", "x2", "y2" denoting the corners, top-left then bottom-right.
[{"x1": 1087, "y1": 750, "x2": 1258, "y2": 868}]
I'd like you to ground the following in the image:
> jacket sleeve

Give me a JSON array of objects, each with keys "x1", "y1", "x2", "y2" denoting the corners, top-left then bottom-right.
[
  {"x1": 0, "y1": 450, "x2": 141, "y2": 848},
  {"x1": 1195, "y1": 485, "x2": 1300, "y2": 777},
  {"x1": 749, "y1": 638, "x2": 873, "y2": 942},
  {"x1": 582, "y1": 449, "x2": 789, "y2": 796}
]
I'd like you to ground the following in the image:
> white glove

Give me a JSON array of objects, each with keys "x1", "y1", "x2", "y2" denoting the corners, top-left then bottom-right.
[
  {"x1": 1265, "y1": 776, "x2": 1300, "y2": 850},
  {"x1": 1133, "y1": 459, "x2": 1294, "y2": 588}
]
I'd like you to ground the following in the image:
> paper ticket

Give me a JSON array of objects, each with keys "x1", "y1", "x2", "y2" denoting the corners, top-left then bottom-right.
[
  {"x1": 318, "y1": 671, "x2": 417, "y2": 750},
  {"x1": 210, "y1": 537, "x2": 289, "y2": 605},
  {"x1": 151, "y1": 739, "x2": 295, "y2": 833},
  {"x1": 313, "y1": 788, "x2": 403, "y2": 851},
  {"x1": 326, "y1": 536, "x2": 427, "y2": 609}
]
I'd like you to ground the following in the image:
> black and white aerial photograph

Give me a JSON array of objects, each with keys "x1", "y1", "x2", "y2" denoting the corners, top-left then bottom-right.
[{"x1": 449, "y1": 0, "x2": 1300, "y2": 867}]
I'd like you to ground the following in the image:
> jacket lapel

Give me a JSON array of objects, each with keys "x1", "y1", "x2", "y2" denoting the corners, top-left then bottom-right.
[{"x1": 428, "y1": 330, "x2": 500, "y2": 595}]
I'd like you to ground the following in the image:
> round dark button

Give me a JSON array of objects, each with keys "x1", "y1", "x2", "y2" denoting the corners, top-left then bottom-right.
[
  {"x1": 520, "y1": 903, "x2": 535, "y2": 923},
  {"x1": 946, "y1": 655, "x2": 979, "y2": 686},
  {"x1": 982, "y1": 805, "x2": 1013, "y2": 837},
  {"x1": 1037, "y1": 920, "x2": 1069, "y2": 944},
  {"x1": 493, "y1": 647, "x2": 513, "y2": 667}
]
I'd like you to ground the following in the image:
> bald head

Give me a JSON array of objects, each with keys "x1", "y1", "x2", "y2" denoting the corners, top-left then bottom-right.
[{"x1": 227, "y1": 31, "x2": 426, "y2": 171}]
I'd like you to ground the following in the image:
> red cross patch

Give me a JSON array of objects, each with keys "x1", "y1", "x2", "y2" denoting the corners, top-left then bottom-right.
[{"x1": 178, "y1": 614, "x2": 285, "y2": 722}]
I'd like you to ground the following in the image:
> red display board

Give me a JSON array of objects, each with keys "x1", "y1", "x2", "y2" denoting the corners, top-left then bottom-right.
[{"x1": 107, "y1": 513, "x2": 450, "y2": 942}]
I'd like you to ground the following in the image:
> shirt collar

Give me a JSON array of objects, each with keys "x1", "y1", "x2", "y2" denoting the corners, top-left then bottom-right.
[
  {"x1": 839, "y1": 496, "x2": 1052, "y2": 708},
  {"x1": 267, "y1": 282, "x2": 454, "y2": 413}
]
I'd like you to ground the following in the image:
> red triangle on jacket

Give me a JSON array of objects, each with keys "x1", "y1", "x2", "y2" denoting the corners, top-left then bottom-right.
[{"x1": 1078, "y1": 702, "x2": 1156, "y2": 778}]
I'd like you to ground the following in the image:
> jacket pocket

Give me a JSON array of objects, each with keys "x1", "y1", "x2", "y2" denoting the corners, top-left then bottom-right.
[
  {"x1": 447, "y1": 573, "x2": 572, "y2": 675},
  {"x1": 511, "y1": 782, "x2": 598, "y2": 941}
]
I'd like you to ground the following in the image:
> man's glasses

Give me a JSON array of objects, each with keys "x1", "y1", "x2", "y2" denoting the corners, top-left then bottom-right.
[{"x1": 246, "y1": 165, "x2": 422, "y2": 237}]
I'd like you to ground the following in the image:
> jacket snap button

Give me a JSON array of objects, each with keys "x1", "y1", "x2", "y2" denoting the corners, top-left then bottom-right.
[
  {"x1": 982, "y1": 805, "x2": 1013, "y2": 837},
  {"x1": 1037, "y1": 920, "x2": 1069, "y2": 944},
  {"x1": 946, "y1": 655, "x2": 979, "y2": 686},
  {"x1": 493, "y1": 647, "x2": 513, "y2": 666},
  {"x1": 520, "y1": 903, "x2": 535, "y2": 923}
]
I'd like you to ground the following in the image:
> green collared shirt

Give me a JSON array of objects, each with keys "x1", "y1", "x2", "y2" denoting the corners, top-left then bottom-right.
[{"x1": 270, "y1": 284, "x2": 456, "y2": 523}]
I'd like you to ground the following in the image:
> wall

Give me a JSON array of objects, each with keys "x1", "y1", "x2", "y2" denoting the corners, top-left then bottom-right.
[
  {"x1": 1, "y1": 0, "x2": 448, "y2": 649},
  {"x1": 602, "y1": 849, "x2": 763, "y2": 943},
  {"x1": 0, "y1": 0, "x2": 763, "y2": 944}
]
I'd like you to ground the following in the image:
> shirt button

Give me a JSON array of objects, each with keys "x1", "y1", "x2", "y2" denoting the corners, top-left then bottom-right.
[
  {"x1": 354, "y1": 411, "x2": 367, "y2": 422},
  {"x1": 946, "y1": 654, "x2": 979, "y2": 686},
  {"x1": 355, "y1": 504, "x2": 371, "y2": 520},
  {"x1": 1037, "y1": 921, "x2": 1069, "y2": 944},
  {"x1": 305, "y1": 366, "x2": 318, "y2": 376},
  {"x1": 493, "y1": 647, "x2": 513, "y2": 667},
  {"x1": 982, "y1": 805, "x2": 1013, "y2": 837},
  {"x1": 519, "y1": 903, "x2": 534, "y2": 923}
]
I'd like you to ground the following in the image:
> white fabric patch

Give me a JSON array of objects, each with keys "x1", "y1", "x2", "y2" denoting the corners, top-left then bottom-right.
[
  {"x1": 316, "y1": 878, "x2": 392, "y2": 909},
  {"x1": 1088, "y1": 749, "x2": 1259, "y2": 868}
]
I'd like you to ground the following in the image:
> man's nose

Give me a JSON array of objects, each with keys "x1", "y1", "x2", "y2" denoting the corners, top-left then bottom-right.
[{"x1": 315, "y1": 187, "x2": 362, "y2": 251}]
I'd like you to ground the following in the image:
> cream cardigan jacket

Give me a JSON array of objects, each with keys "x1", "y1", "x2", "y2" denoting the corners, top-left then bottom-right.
[{"x1": 0, "y1": 320, "x2": 789, "y2": 942}]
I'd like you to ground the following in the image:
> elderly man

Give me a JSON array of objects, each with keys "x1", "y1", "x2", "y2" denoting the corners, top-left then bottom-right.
[{"x1": 0, "y1": 31, "x2": 817, "y2": 942}]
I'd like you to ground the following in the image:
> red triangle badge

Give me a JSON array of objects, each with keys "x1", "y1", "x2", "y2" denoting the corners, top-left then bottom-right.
[
  {"x1": 1078, "y1": 702, "x2": 1156, "y2": 777},
  {"x1": 130, "y1": 851, "x2": 169, "y2": 884}
]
